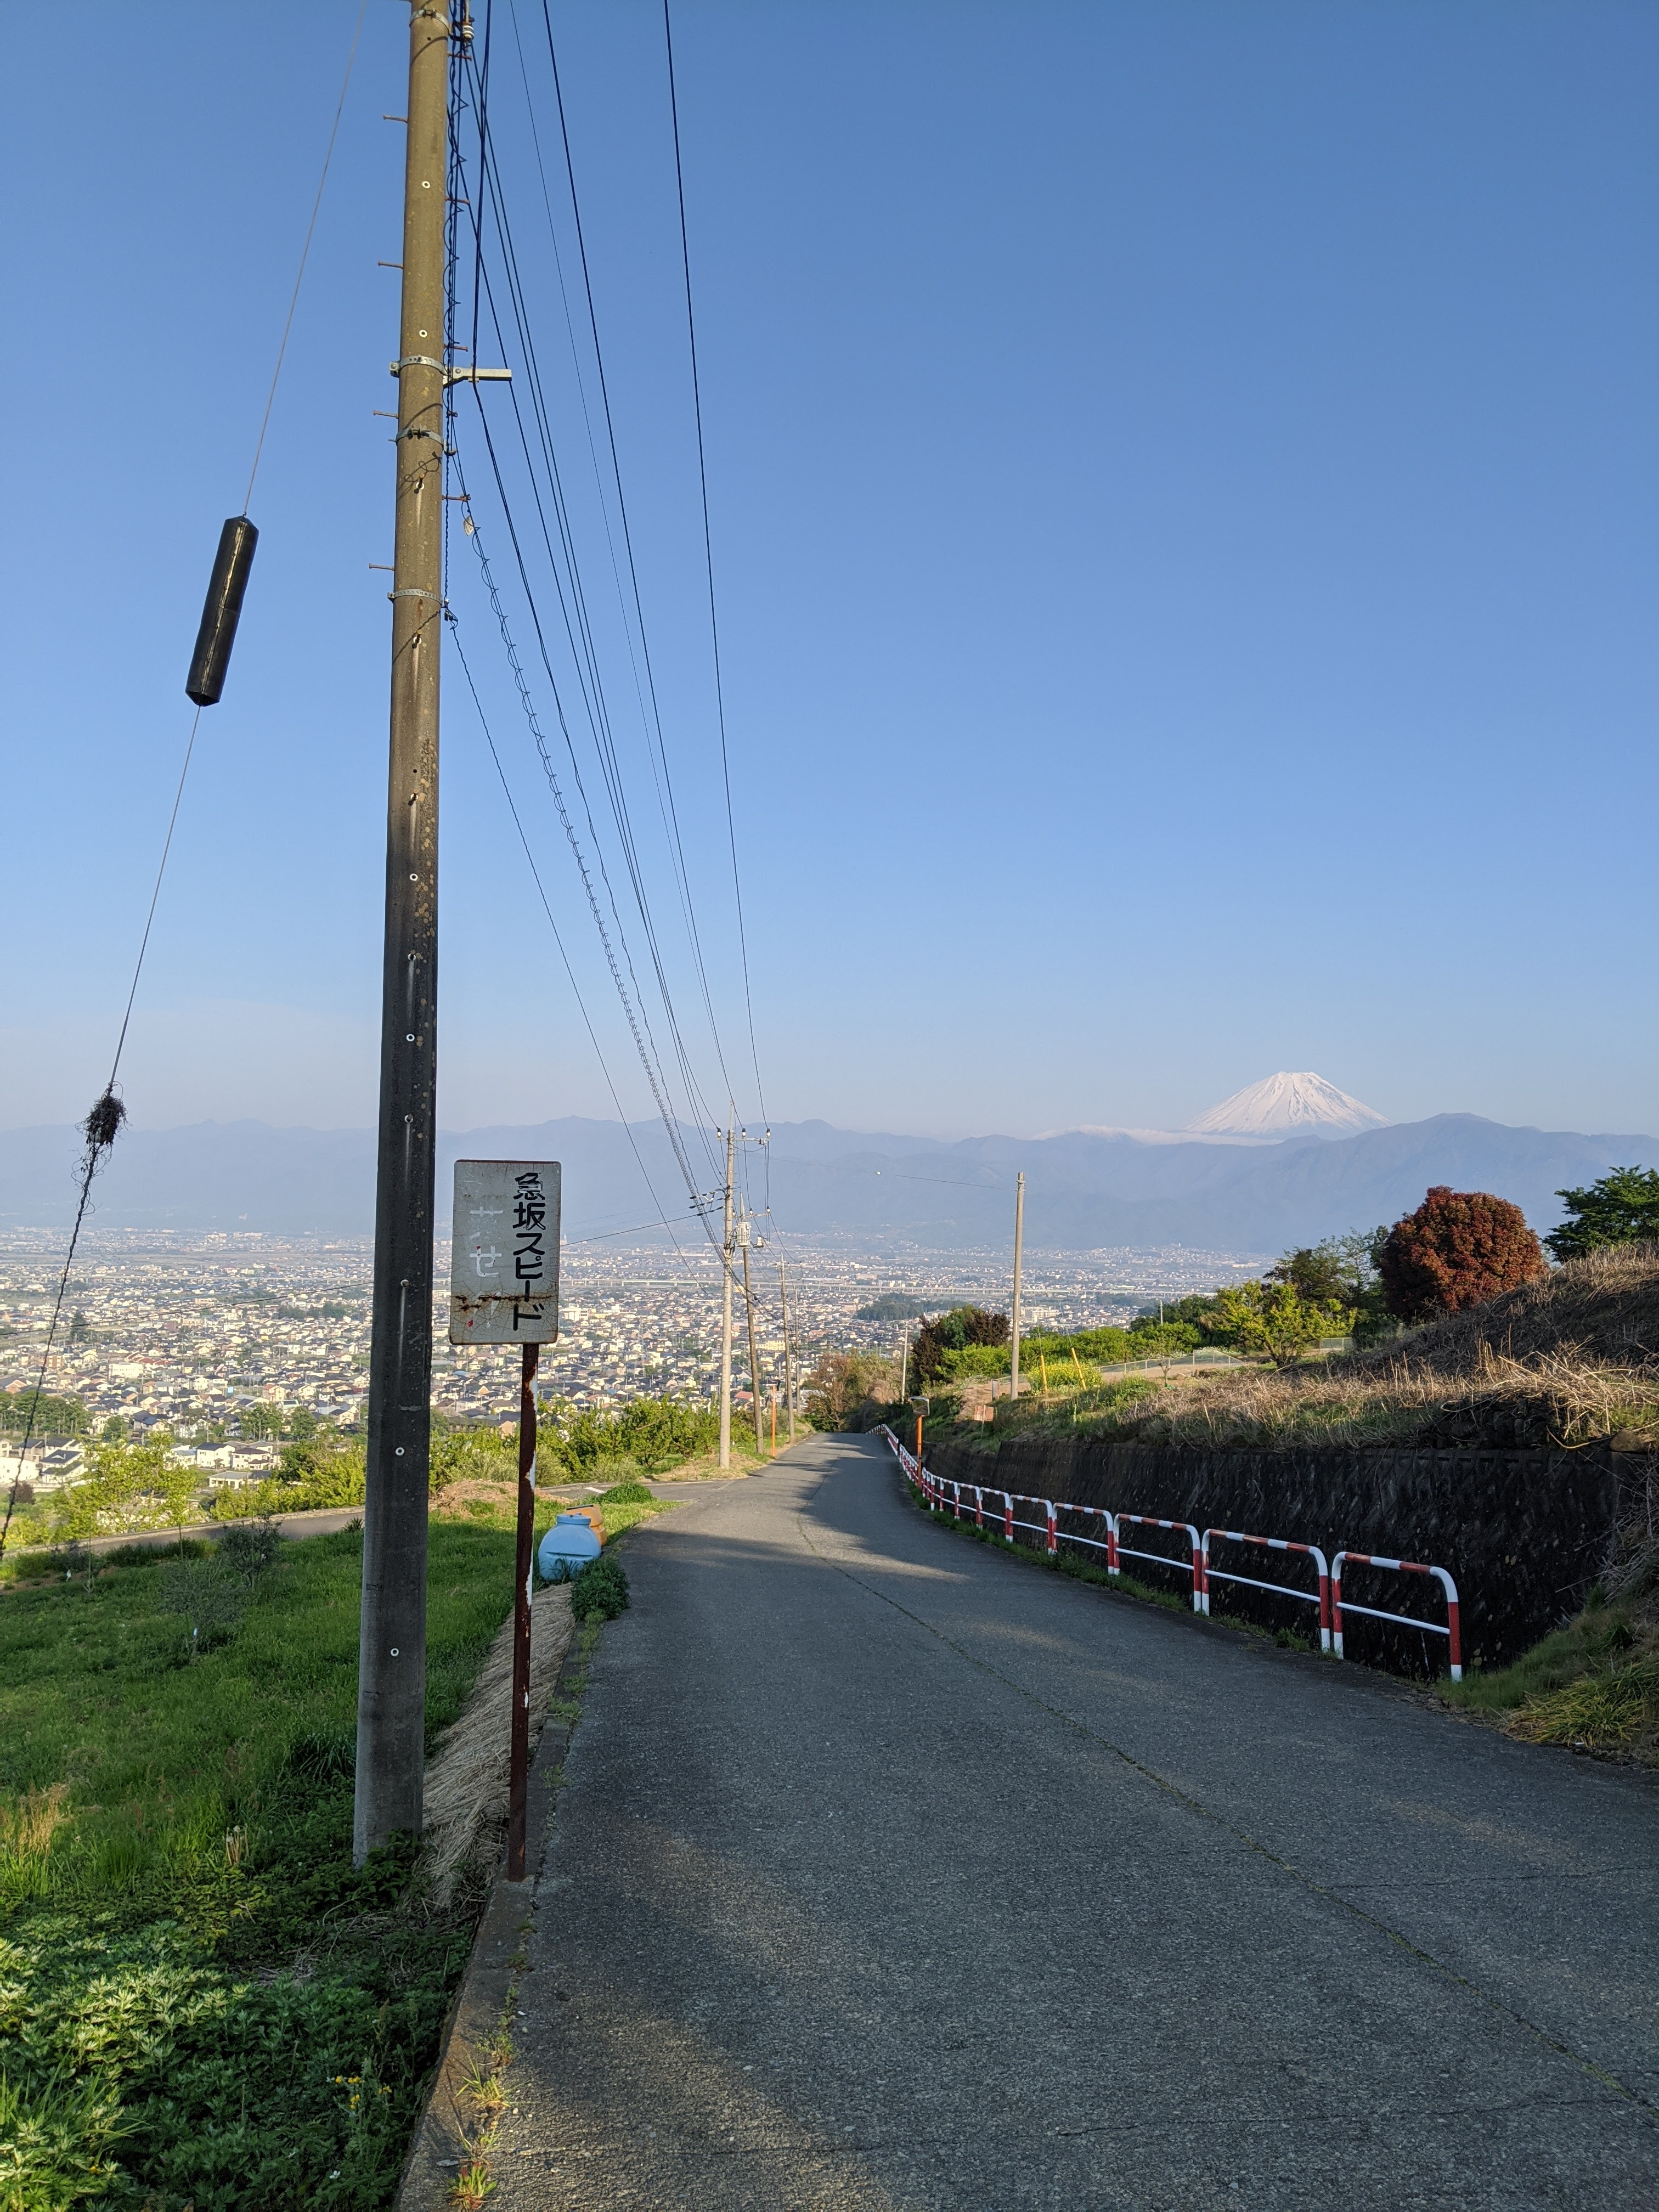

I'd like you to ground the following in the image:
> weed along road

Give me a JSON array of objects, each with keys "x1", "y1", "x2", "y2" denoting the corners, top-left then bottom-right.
[{"x1": 489, "y1": 1432, "x2": 1657, "y2": 2210}]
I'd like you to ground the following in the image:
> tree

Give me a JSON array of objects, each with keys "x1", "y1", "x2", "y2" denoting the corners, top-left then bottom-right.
[
  {"x1": 1271, "y1": 1227, "x2": 1396, "y2": 1345},
  {"x1": 909, "y1": 1306, "x2": 1008, "y2": 1386},
  {"x1": 285, "y1": 1404, "x2": 319, "y2": 1442},
  {"x1": 1545, "y1": 1167, "x2": 1659, "y2": 1261},
  {"x1": 1378, "y1": 1187, "x2": 1546, "y2": 1321},
  {"x1": 238, "y1": 1403, "x2": 284, "y2": 1441},
  {"x1": 1125, "y1": 1321, "x2": 1201, "y2": 1363},
  {"x1": 68, "y1": 1309, "x2": 92, "y2": 1346},
  {"x1": 1210, "y1": 1280, "x2": 1355, "y2": 1368},
  {"x1": 804, "y1": 1351, "x2": 898, "y2": 1430}
]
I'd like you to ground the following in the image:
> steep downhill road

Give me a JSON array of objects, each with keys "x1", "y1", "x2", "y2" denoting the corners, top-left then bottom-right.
[{"x1": 493, "y1": 1432, "x2": 1656, "y2": 2210}]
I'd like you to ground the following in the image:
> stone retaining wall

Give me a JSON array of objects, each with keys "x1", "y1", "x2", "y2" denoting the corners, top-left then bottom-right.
[{"x1": 926, "y1": 1430, "x2": 1628, "y2": 1672}]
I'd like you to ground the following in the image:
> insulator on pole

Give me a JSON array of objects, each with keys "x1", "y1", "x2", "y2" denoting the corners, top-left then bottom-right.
[{"x1": 185, "y1": 516, "x2": 259, "y2": 706}]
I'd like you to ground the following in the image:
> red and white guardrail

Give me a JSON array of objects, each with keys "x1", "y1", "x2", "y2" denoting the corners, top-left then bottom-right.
[
  {"x1": 1333, "y1": 1551, "x2": 1462, "y2": 1680},
  {"x1": 877, "y1": 1427, "x2": 1460, "y2": 1678}
]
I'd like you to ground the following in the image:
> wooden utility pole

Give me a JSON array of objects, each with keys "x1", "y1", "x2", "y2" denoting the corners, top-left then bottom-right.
[
  {"x1": 354, "y1": 0, "x2": 449, "y2": 1865},
  {"x1": 740, "y1": 1216, "x2": 765, "y2": 1457},
  {"x1": 1009, "y1": 1171, "x2": 1026, "y2": 1401},
  {"x1": 718, "y1": 1126, "x2": 734, "y2": 1470},
  {"x1": 778, "y1": 1256, "x2": 795, "y2": 1441}
]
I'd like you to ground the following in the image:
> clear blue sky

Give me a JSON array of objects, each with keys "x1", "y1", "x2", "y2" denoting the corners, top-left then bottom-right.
[{"x1": 4, "y1": 1, "x2": 1655, "y2": 1144}]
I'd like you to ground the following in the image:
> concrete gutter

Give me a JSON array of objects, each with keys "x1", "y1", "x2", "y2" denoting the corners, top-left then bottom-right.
[{"x1": 392, "y1": 1606, "x2": 590, "y2": 2209}]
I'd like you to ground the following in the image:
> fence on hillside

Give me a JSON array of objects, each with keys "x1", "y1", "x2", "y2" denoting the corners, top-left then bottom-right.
[{"x1": 876, "y1": 1426, "x2": 1462, "y2": 1680}]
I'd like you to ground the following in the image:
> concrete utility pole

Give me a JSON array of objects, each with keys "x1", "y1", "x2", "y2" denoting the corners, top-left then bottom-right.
[
  {"x1": 718, "y1": 1125, "x2": 735, "y2": 1470},
  {"x1": 740, "y1": 1215, "x2": 765, "y2": 1457},
  {"x1": 354, "y1": 0, "x2": 450, "y2": 1865},
  {"x1": 779, "y1": 1256, "x2": 795, "y2": 1441},
  {"x1": 1009, "y1": 1171, "x2": 1026, "y2": 1401}
]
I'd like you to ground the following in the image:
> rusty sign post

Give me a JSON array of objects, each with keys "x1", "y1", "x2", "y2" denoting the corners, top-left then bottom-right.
[{"x1": 450, "y1": 1159, "x2": 561, "y2": 1880}]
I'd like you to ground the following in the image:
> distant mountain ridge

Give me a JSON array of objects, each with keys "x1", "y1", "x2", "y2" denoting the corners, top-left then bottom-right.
[{"x1": 1, "y1": 1110, "x2": 1653, "y2": 1255}]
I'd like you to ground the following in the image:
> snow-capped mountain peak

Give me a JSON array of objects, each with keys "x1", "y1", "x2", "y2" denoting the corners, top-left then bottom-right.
[{"x1": 1186, "y1": 1071, "x2": 1388, "y2": 1138}]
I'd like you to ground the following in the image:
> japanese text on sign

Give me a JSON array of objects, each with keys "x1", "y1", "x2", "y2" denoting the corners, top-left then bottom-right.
[{"x1": 449, "y1": 1159, "x2": 561, "y2": 1344}]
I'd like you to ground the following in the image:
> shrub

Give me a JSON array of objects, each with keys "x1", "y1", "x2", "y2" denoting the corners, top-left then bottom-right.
[
  {"x1": 909, "y1": 1306, "x2": 1008, "y2": 1386},
  {"x1": 597, "y1": 1478, "x2": 654, "y2": 1505},
  {"x1": 160, "y1": 1560, "x2": 245, "y2": 1656},
  {"x1": 1379, "y1": 1187, "x2": 1547, "y2": 1321},
  {"x1": 938, "y1": 1344, "x2": 1010, "y2": 1380},
  {"x1": 216, "y1": 1516, "x2": 282, "y2": 1585},
  {"x1": 570, "y1": 1553, "x2": 629, "y2": 1620},
  {"x1": 545, "y1": 1396, "x2": 720, "y2": 1472}
]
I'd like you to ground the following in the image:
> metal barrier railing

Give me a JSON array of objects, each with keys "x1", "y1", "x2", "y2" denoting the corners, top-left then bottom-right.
[
  {"x1": 877, "y1": 1427, "x2": 1463, "y2": 1678},
  {"x1": 1201, "y1": 1528, "x2": 1331, "y2": 1651},
  {"x1": 1331, "y1": 1551, "x2": 1463, "y2": 1680},
  {"x1": 1112, "y1": 1512, "x2": 1205, "y2": 1611}
]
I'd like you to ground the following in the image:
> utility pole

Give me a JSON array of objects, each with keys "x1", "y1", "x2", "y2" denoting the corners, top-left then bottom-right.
[
  {"x1": 354, "y1": 0, "x2": 450, "y2": 1866},
  {"x1": 718, "y1": 1125, "x2": 734, "y2": 1470},
  {"x1": 778, "y1": 1255, "x2": 795, "y2": 1441},
  {"x1": 740, "y1": 1214, "x2": 765, "y2": 1457},
  {"x1": 1009, "y1": 1171, "x2": 1025, "y2": 1401}
]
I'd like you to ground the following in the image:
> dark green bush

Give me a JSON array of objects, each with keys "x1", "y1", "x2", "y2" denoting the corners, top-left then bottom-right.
[
  {"x1": 570, "y1": 1553, "x2": 629, "y2": 1621},
  {"x1": 598, "y1": 1478, "x2": 654, "y2": 1505}
]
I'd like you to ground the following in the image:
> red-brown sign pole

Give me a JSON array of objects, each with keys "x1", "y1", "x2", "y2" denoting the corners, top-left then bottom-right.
[{"x1": 507, "y1": 1338, "x2": 539, "y2": 1880}]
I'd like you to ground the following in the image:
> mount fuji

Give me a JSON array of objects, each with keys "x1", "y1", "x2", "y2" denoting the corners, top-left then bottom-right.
[{"x1": 1186, "y1": 1071, "x2": 1389, "y2": 1139}]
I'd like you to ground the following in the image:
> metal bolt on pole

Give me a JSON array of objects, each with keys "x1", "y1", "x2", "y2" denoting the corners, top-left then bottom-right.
[{"x1": 354, "y1": 0, "x2": 450, "y2": 1866}]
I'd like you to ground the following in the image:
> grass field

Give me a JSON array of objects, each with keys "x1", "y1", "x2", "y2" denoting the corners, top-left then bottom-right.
[{"x1": 0, "y1": 1522, "x2": 522, "y2": 2211}]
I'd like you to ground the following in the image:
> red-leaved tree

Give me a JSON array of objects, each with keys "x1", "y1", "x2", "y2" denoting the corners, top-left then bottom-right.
[{"x1": 1378, "y1": 1186, "x2": 1547, "y2": 1321}]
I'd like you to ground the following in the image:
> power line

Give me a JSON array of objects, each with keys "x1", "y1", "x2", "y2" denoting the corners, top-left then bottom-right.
[
  {"x1": 454, "y1": 46, "x2": 729, "y2": 1182},
  {"x1": 662, "y1": 0, "x2": 768, "y2": 1126},
  {"x1": 242, "y1": 0, "x2": 369, "y2": 512},
  {"x1": 2, "y1": 19, "x2": 366, "y2": 1558},
  {"x1": 448, "y1": 613, "x2": 696, "y2": 1271}
]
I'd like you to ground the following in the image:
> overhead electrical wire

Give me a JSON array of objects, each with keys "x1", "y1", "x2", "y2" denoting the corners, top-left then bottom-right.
[
  {"x1": 445, "y1": 8, "x2": 797, "y2": 1347},
  {"x1": 662, "y1": 0, "x2": 769, "y2": 1128},
  {"x1": 450, "y1": 32, "x2": 739, "y2": 1190},
  {"x1": 0, "y1": 11, "x2": 368, "y2": 1561},
  {"x1": 514, "y1": 0, "x2": 738, "y2": 1114}
]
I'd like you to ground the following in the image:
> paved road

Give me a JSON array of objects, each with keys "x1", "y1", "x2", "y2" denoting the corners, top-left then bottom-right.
[{"x1": 496, "y1": 1432, "x2": 1656, "y2": 2211}]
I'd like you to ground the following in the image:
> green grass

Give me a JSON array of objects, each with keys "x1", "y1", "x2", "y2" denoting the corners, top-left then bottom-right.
[
  {"x1": 1442, "y1": 1595, "x2": 1657, "y2": 1759},
  {"x1": 0, "y1": 1521, "x2": 521, "y2": 2210}
]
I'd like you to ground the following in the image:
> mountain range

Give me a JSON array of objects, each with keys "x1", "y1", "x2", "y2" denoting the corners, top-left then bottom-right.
[{"x1": 2, "y1": 1100, "x2": 1652, "y2": 1254}]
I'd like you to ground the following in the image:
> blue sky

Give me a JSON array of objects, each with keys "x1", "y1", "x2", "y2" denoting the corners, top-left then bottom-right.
[{"x1": 4, "y1": 0, "x2": 1655, "y2": 1144}]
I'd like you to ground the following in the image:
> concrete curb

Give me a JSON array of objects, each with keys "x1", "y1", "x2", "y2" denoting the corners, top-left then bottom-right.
[{"x1": 392, "y1": 1611, "x2": 592, "y2": 2210}]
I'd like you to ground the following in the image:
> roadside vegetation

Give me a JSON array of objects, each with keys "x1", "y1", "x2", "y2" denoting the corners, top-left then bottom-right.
[
  {"x1": 0, "y1": 1391, "x2": 729, "y2": 1566},
  {"x1": 0, "y1": 1521, "x2": 520, "y2": 2210}
]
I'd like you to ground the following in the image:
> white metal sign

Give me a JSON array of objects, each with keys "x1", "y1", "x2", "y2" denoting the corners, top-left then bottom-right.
[{"x1": 449, "y1": 1159, "x2": 561, "y2": 1344}]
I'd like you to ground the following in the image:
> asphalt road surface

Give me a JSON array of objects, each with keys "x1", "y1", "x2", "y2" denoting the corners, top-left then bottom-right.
[{"x1": 495, "y1": 1431, "x2": 1657, "y2": 2211}]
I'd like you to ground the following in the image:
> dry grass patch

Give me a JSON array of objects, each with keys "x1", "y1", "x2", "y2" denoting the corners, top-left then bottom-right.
[{"x1": 1040, "y1": 1243, "x2": 1659, "y2": 1454}]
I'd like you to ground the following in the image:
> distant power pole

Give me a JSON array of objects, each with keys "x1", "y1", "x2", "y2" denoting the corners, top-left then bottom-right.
[
  {"x1": 778, "y1": 1256, "x2": 795, "y2": 1441},
  {"x1": 1009, "y1": 1171, "x2": 1026, "y2": 1400},
  {"x1": 718, "y1": 1125, "x2": 735, "y2": 1470},
  {"x1": 354, "y1": 0, "x2": 450, "y2": 1866},
  {"x1": 740, "y1": 1213, "x2": 765, "y2": 1457}
]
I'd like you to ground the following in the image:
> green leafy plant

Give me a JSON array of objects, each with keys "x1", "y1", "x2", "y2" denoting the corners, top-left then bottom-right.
[
  {"x1": 1545, "y1": 1168, "x2": 1659, "y2": 1261},
  {"x1": 1209, "y1": 1279, "x2": 1355, "y2": 1367},
  {"x1": 569, "y1": 1553, "x2": 629, "y2": 1621}
]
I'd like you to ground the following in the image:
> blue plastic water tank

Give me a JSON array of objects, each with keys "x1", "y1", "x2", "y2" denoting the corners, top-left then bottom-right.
[{"x1": 538, "y1": 1513, "x2": 602, "y2": 1583}]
